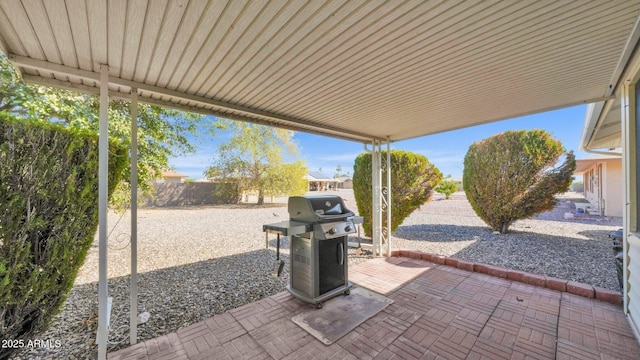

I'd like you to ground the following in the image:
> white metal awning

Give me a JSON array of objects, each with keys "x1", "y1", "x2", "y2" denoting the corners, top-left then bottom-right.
[
  {"x1": 581, "y1": 102, "x2": 623, "y2": 150},
  {"x1": 2, "y1": 1, "x2": 640, "y2": 143},
  {"x1": 5, "y1": 2, "x2": 640, "y2": 358}
]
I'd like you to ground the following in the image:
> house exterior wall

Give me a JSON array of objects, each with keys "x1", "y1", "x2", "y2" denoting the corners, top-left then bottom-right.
[
  {"x1": 606, "y1": 160, "x2": 624, "y2": 217},
  {"x1": 630, "y1": 234, "x2": 640, "y2": 336},
  {"x1": 581, "y1": 159, "x2": 623, "y2": 217},
  {"x1": 340, "y1": 179, "x2": 353, "y2": 189},
  {"x1": 623, "y1": 81, "x2": 639, "y2": 338}
]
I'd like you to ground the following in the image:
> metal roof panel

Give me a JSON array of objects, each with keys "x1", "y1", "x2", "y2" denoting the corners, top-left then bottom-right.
[{"x1": 2, "y1": 0, "x2": 640, "y2": 143}]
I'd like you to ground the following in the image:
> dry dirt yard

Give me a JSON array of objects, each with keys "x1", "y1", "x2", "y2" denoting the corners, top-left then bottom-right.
[{"x1": 13, "y1": 190, "x2": 621, "y2": 359}]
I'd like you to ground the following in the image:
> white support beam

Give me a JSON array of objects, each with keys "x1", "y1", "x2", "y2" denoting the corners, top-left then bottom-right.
[
  {"x1": 22, "y1": 74, "x2": 367, "y2": 142},
  {"x1": 9, "y1": 54, "x2": 382, "y2": 143},
  {"x1": 97, "y1": 65, "x2": 109, "y2": 360},
  {"x1": 139, "y1": 96, "x2": 368, "y2": 143},
  {"x1": 22, "y1": 74, "x2": 128, "y2": 99},
  {"x1": 368, "y1": 138, "x2": 392, "y2": 257},
  {"x1": 386, "y1": 138, "x2": 391, "y2": 257},
  {"x1": 371, "y1": 140, "x2": 382, "y2": 256},
  {"x1": 9, "y1": 54, "x2": 100, "y2": 81},
  {"x1": 130, "y1": 89, "x2": 139, "y2": 345}
]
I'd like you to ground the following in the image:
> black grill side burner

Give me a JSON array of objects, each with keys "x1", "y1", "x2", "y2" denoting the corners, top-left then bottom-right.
[{"x1": 263, "y1": 195, "x2": 363, "y2": 308}]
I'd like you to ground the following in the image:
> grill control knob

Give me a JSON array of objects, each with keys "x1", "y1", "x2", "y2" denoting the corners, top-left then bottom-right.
[
  {"x1": 328, "y1": 228, "x2": 337, "y2": 235},
  {"x1": 344, "y1": 225, "x2": 353, "y2": 232}
]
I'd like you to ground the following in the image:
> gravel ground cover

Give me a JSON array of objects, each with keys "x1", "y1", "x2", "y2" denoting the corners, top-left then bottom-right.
[
  {"x1": 11, "y1": 190, "x2": 621, "y2": 359},
  {"x1": 392, "y1": 192, "x2": 621, "y2": 290}
]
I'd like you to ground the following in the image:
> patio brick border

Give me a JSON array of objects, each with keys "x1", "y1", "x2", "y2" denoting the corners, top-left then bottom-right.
[{"x1": 391, "y1": 249, "x2": 622, "y2": 305}]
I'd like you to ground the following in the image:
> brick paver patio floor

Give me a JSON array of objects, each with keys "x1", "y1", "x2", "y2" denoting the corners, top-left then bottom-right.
[{"x1": 109, "y1": 257, "x2": 640, "y2": 359}]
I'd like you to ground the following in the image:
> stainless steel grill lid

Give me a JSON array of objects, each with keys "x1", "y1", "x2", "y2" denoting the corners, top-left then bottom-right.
[{"x1": 288, "y1": 195, "x2": 355, "y2": 223}]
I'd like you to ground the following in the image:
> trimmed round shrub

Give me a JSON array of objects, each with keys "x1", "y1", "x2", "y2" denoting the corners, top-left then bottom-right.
[
  {"x1": 0, "y1": 113, "x2": 127, "y2": 359},
  {"x1": 463, "y1": 129, "x2": 575, "y2": 234},
  {"x1": 353, "y1": 150, "x2": 442, "y2": 237}
]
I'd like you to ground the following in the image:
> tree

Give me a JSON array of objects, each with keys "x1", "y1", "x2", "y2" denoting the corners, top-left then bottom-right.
[
  {"x1": 264, "y1": 160, "x2": 309, "y2": 201},
  {"x1": 435, "y1": 175, "x2": 458, "y2": 199},
  {"x1": 353, "y1": 150, "x2": 442, "y2": 237},
  {"x1": 206, "y1": 121, "x2": 307, "y2": 204},
  {"x1": 0, "y1": 53, "x2": 221, "y2": 210},
  {"x1": 463, "y1": 129, "x2": 576, "y2": 234},
  {"x1": 0, "y1": 54, "x2": 34, "y2": 115},
  {"x1": 333, "y1": 165, "x2": 352, "y2": 178}
]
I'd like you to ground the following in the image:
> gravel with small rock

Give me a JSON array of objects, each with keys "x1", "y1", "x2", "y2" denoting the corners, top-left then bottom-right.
[
  {"x1": 10, "y1": 190, "x2": 621, "y2": 359},
  {"x1": 392, "y1": 192, "x2": 621, "y2": 291}
]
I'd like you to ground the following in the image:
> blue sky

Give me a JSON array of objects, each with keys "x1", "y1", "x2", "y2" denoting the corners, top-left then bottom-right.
[{"x1": 170, "y1": 105, "x2": 589, "y2": 181}]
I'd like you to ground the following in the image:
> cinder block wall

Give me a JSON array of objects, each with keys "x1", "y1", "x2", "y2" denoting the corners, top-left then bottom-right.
[{"x1": 142, "y1": 183, "x2": 239, "y2": 207}]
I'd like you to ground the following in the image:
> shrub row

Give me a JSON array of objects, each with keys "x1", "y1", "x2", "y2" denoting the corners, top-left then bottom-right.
[
  {"x1": 353, "y1": 130, "x2": 574, "y2": 237},
  {"x1": 0, "y1": 113, "x2": 127, "y2": 360}
]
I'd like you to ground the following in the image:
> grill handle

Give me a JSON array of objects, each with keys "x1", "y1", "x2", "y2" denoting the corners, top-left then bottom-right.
[{"x1": 338, "y1": 243, "x2": 344, "y2": 265}]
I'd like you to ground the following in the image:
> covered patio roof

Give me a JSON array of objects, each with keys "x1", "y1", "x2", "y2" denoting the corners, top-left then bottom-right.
[
  {"x1": 2, "y1": 1, "x2": 640, "y2": 143},
  {"x1": 5, "y1": 2, "x2": 640, "y2": 358}
]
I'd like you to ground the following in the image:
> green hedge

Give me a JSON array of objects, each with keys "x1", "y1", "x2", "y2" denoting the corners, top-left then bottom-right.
[
  {"x1": 463, "y1": 129, "x2": 575, "y2": 234},
  {"x1": 0, "y1": 113, "x2": 127, "y2": 359},
  {"x1": 353, "y1": 150, "x2": 442, "y2": 237}
]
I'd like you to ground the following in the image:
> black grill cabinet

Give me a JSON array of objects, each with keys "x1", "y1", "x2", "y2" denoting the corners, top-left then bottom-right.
[{"x1": 264, "y1": 195, "x2": 362, "y2": 308}]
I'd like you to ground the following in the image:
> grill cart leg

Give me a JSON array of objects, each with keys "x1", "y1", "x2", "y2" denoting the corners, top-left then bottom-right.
[
  {"x1": 265, "y1": 232, "x2": 282, "y2": 260},
  {"x1": 276, "y1": 260, "x2": 285, "y2": 277},
  {"x1": 275, "y1": 234, "x2": 284, "y2": 277}
]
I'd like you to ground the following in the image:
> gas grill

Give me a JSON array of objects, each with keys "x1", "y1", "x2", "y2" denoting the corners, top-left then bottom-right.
[{"x1": 263, "y1": 195, "x2": 363, "y2": 308}]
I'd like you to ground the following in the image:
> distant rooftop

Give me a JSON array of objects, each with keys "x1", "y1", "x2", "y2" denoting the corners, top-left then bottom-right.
[
  {"x1": 306, "y1": 172, "x2": 335, "y2": 181},
  {"x1": 162, "y1": 170, "x2": 188, "y2": 178}
]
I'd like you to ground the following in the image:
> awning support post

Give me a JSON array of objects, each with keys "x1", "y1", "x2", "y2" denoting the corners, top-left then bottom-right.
[
  {"x1": 385, "y1": 137, "x2": 391, "y2": 257},
  {"x1": 97, "y1": 64, "x2": 110, "y2": 360},
  {"x1": 371, "y1": 140, "x2": 382, "y2": 255},
  {"x1": 371, "y1": 138, "x2": 391, "y2": 256},
  {"x1": 129, "y1": 89, "x2": 139, "y2": 345}
]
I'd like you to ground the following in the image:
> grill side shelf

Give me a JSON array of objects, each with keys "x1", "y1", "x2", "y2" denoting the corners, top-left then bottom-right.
[
  {"x1": 263, "y1": 220, "x2": 312, "y2": 236},
  {"x1": 263, "y1": 221, "x2": 313, "y2": 264}
]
